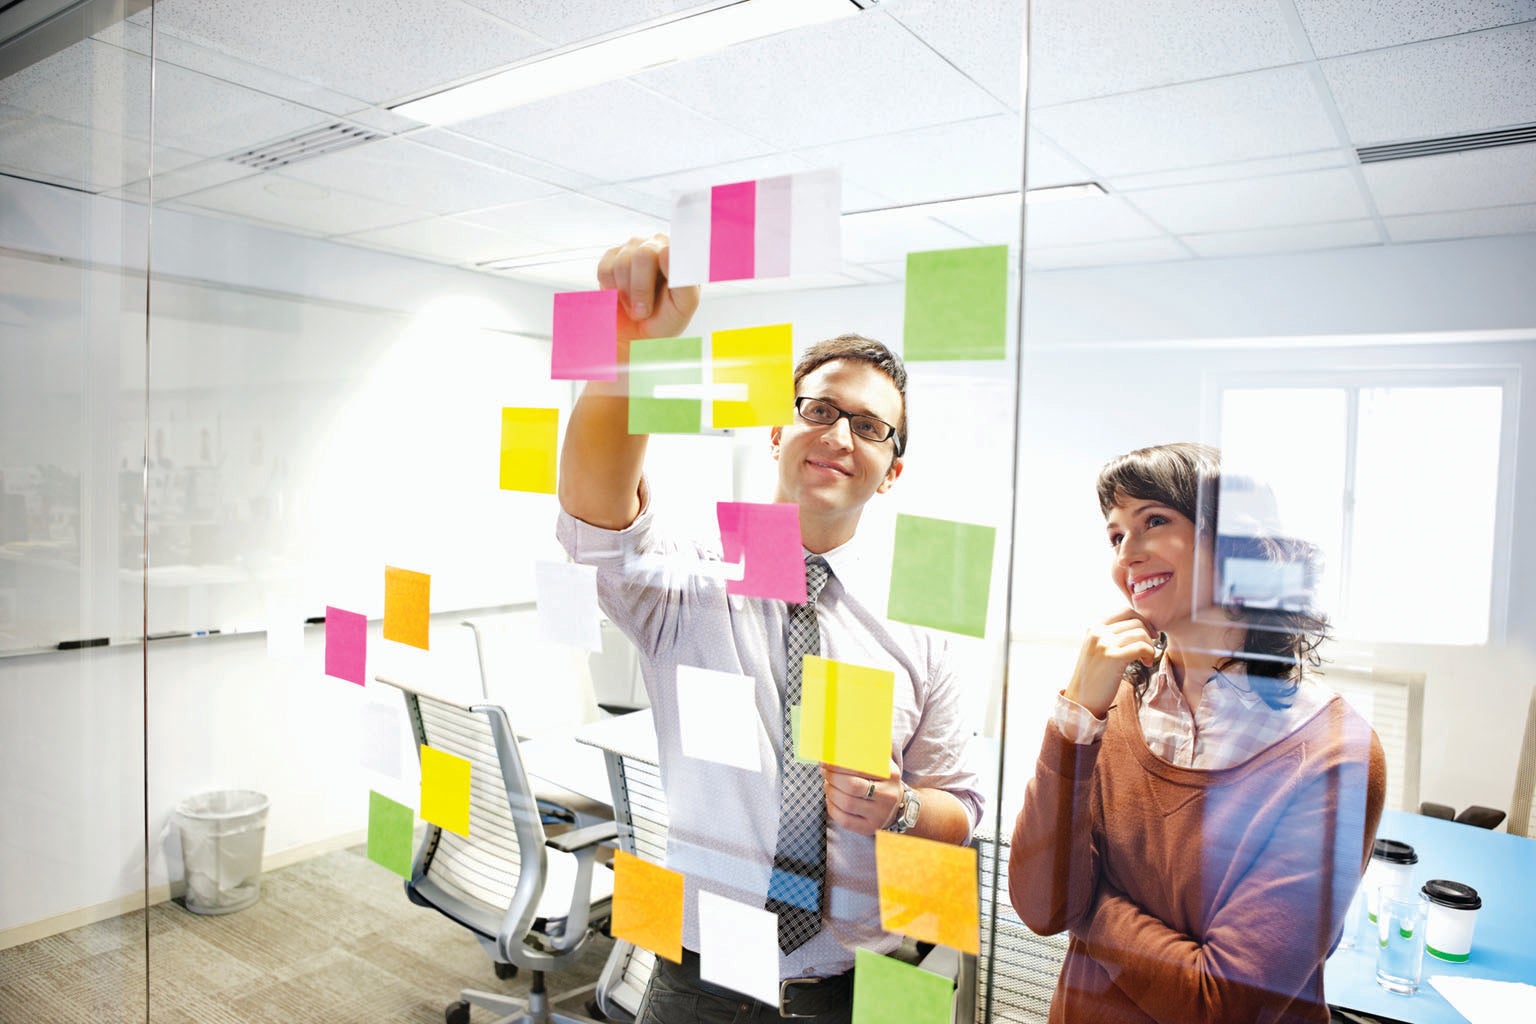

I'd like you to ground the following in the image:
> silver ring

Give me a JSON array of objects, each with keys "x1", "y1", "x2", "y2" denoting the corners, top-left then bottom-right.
[{"x1": 864, "y1": 782, "x2": 877, "y2": 800}]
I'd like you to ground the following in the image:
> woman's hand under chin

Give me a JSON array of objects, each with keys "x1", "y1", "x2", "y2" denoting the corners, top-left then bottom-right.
[{"x1": 1066, "y1": 608, "x2": 1160, "y2": 718}]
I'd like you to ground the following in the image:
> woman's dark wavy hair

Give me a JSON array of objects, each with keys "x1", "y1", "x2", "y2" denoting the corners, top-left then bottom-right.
[{"x1": 1096, "y1": 442, "x2": 1330, "y2": 709}]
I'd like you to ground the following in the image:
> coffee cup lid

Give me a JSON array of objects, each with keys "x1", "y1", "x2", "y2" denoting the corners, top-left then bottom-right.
[
  {"x1": 1421, "y1": 879, "x2": 1482, "y2": 910},
  {"x1": 1371, "y1": 838, "x2": 1418, "y2": 865}
]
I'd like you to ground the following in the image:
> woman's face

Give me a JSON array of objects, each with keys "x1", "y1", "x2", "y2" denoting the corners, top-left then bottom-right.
[{"x1": 1105, "y1": 495, "x2": 1208, "y2": 633}]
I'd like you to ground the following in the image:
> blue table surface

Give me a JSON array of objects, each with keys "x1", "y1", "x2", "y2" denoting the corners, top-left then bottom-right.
[{"x1": 1324, "y1": 808, "x2": 1536, "y2": 1023}]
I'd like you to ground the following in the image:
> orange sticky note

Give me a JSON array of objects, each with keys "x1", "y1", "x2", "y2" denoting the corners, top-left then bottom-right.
[
  {"x1": 797, "y1": 655, "x2": 895, "y2": 777},
  {"x1": 419, "y1": 745, "x2": 471, "y2": 838},
  {"x1": 500, "y1": 407, "x2": 558, "y2": 494},
  {"x1": 711, "y1": 324, "x2": 793, "y2": 429},
  {"x1": 383, "y1": 565, "x2": 430, "y2": 650},
  {"x1": 874, "y1": 831, "x2": 979, "y2": 955},
  {"x1": 611, "y1": 850, "x2": 684, "y2": 963}
]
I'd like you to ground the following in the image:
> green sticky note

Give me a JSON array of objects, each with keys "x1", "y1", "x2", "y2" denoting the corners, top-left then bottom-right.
[
  {"x1": 366, "y1": 790, "x2": 414, "y2": 879},
  {"x1": 629, "y1": 336, "x2": 703, "y2": 434},
  {"x1": 789, "y1": 705, "x2": 818, "y2": 765},
  {"x1": 903, "y1": 245, "x2": 1008, "y2": 361},
  {"x1": 887, "y1": 514, "x2": 996, "y2": 638},
  {"x1": 852, "y1": 948, "x2": 953, "y2": 1024}
]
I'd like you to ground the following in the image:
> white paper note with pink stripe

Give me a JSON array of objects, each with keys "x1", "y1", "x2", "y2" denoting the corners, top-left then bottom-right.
[{"x1": 668, "y1": 168, "x2": 842, "y2": 286}]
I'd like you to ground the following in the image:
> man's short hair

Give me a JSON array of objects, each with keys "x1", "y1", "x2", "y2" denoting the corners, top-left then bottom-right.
[{"x1": 792, "y1": 333, "x2": 908, "y2": 457}]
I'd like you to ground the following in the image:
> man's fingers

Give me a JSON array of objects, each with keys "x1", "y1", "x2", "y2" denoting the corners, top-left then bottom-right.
[{"x1": 626, "y1": 242, "x2": 661, "y2": 321}]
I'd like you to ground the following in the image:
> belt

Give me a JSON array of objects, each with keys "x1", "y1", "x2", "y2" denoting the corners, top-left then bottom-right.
[{"x1": 666, "y1": 949, "x2": 855, "y2": 1019}]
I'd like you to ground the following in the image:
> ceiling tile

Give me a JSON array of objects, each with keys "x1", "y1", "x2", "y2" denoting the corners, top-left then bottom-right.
[
  {"x1": 110, "y1": 157, "x2": 258, "y2": 202},
  {"x1": 1024, "y1": 132, "x2": 1100, "y2": 191},
  {"x1": 0, "y1": 118, "x2": 157, "y2": 191},
  {"x1": 634, "y1": 11, "x2": 1008, "y2": 150},
  {"x1": 1111, "y1": 148, "x2": 1350, "y2": 192},
  {"x1": 1295, "y1": 0, "x2": 1536, "y2": 58},
  {"x1": 1128, "y1": 167, "x2": 1372, "y2": 234},
  {"x1": 470, "y1": 191, "x2": 665, "y2": 254},
  {"x1": 173, "y1": 173, "x2": 425, "y2": 236},
  {"x1": 883, "y1": 0, "x2": 1025, "y2": 108},
  {"x1": 1384, "y1": 202, "x2": 1536, "y2": 242},
  {"x1": 1024, "y1": 237, "x2": 1191, "y2": 270},
  {"x1": 924, "y1": 193, "x2": 1023, "y2": 246},
  {"x1": 799, "y1": 115, "x2": 1023, "y2": 207},
  {"x1": 152, "y1": 63, "x2": 337, "y2": 158},
  {"x1": 1183, "y1": 219, "x2": 1382, "y2": 258},
  {"x1": 341, "y1": 216, "x2": 552, "y2": 265},
  {"x1": 1031, "y1": 65, "x2": 1341, "y2": 178},
  {"x1": 409, "y1": 129, "x2": 602, "y2": 192},
  {"x1": 143, "y1": 0, "x2": 546, "y2": 105},
  {"x1": 489, "y1": 256, "x2": 607, "y2": 291},
  {"x1": 277, "y1": 137, "x2": 561, "y2": 216},
  {"x1": 1320, "y1": 23, "x2": 1536, "y2": 144},
  {"x1": 839, "y1": 208, "x2": 979, "y2": 265},
  {"x1": 615, "y1": 153, "x2": 819, "y2": 201},
  {"x1": 1025, "y1": 0, "x2": 1300, "y2": 106},
  {"x1": 451, "y1": 80, "x2": 778, "y2": 182},
  {"x1": 1363, "y1": 144, "x2": 1536, "y2": 215},
  {"x1": 1023, "y1": 194, "x2": 1164, "y2": 249},
  {"x1": 457, "y1": 0, "x2": 712, "y2": 46},
  {"x1": 0, "y1": 38, "x2": 151, "y2": 134}
]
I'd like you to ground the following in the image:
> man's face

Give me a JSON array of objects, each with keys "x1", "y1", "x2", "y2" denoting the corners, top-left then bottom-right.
[{"x1": 771, "y1": 359, "x2": 904, "y2": 527}]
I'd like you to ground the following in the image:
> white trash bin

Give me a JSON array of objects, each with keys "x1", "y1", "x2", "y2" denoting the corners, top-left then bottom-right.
[{"x1": 175, "y1": 790, "x2": 269, "y2": 915}]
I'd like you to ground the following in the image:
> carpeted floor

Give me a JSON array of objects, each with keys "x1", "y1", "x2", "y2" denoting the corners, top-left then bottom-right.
[{"x1": 0, "y1": 843, "x2": 615, "y2": 1024}]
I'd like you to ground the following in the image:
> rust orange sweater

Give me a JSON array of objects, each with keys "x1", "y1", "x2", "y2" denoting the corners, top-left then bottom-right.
[{"x1": 1009, "y1": 684, "x2": 1386, "y2": 1024}]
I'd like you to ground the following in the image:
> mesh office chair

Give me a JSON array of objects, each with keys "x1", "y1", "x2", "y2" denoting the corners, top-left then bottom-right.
[
  {"x1": 976, "y1": 832, "x2": 1069, "y2": 1024},
  {"x1": 376, "y1": 674, "x2": 617, "y2": 1024}
]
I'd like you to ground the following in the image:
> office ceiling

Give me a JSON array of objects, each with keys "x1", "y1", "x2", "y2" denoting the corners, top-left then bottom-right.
[{"x1": 1, "y1": 0, "x2": 1534, "y2": 291}]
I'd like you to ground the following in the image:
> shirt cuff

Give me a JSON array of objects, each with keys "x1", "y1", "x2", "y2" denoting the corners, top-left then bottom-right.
[{"x1": 1053, "y1": 690, "x2": 1108, "y2": 745}]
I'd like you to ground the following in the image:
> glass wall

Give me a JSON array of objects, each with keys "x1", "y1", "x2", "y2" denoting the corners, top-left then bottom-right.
[{"x1": 2, "y1": 1, "x2": 1533, "y2": 1022}]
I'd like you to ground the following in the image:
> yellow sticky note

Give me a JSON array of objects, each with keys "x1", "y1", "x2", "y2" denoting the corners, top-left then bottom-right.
[
  {"x1": 875, "y1": 831, "x2": 980, "y2": 955},
  {"x1": 611, "y1": 850, "x2": 684, "y2": 964},
  {"x1": 500, "y1": 407, "x2": 558, "y2": 494},
  {"x1": 419, "y1": 745, "x2": 471, "y2": 838},
  {"x1": 383, "y1": 565, "x2": 430, "y2": 650},
  {"x1": 711, "y1": 324, "x2": 793, "y2": 429},
  {"x1": 797, "y1": 655, "x2": 895, "y2": 777}
]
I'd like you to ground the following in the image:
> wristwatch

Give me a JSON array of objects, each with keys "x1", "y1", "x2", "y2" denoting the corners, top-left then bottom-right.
[{"x1": 885, "y1": 784, "x2": 921, "y2": 834}]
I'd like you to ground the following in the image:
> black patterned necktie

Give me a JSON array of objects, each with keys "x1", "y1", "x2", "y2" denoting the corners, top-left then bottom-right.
[{"x1": 767, "y1": 555, "x2": 831, "y2": 953}]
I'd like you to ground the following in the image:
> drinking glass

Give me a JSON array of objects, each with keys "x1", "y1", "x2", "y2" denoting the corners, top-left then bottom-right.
[{"x1": 1375, "y1": 886, "x2": 1428, "y2": 994}]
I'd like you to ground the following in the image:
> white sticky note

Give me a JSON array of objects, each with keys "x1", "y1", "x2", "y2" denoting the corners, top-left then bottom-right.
[
  {"x1": 698, "y1": 891, "x2": 780, "y2": 1005},
  {"x1": 676, "y1": 664, "x2": 762, "y2": 772},
  {"x1": 789, "y1": 168, "x2": 842, "y2": 278},
  {"x1": 668, "y1": 187, "x2": 711, "y2": 287},
  {"x1": 359, "y1": 700, "x2": 405, "y2": 780},
  {"x1": 262, "y1": 586, "x2": 305, "y2": 660},
  {"x1": 534, "y1": 561, "x2": 603, "y2": 652}
]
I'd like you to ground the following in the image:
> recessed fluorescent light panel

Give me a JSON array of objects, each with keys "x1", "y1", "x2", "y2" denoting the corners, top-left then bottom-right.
[{"x1": 392, "y1": 0, "x2": 861, "y2": 126}]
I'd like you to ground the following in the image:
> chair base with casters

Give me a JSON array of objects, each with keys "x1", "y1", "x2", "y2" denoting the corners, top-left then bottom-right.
[{"x1": 376, "y1": 674, "x2": 619, "y2": 1024}]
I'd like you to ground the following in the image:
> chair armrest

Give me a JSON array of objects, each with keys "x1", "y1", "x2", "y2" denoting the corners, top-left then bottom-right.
[
  {"x1": 546, "y1": 820, "x2": 620, "y2": 854},
  {"x1": 1420, "y1": 801, "x2": 1456, "y2": 820}
]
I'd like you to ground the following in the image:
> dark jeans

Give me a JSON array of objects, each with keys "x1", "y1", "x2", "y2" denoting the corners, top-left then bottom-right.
[{"x1": 636, "y1": 950, "x2": 854, "y2": 1024}]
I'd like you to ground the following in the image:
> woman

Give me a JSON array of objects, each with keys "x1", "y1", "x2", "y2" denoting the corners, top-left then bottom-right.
[{"x1": 1010, "y1": 443, "x2": 1385, "y2": 1024}]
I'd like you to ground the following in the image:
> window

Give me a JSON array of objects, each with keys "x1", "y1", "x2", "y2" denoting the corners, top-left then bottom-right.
[{"x1": 1211, "y1": 371, "x2": 1515, "y2": 646}]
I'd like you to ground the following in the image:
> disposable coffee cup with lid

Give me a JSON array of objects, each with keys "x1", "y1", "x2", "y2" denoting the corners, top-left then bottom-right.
[
  {"x1": 1363, "y1": 839, "x2": 1417, "y2": 921},
  {"x1": 1422, "y1": 879, "x2": 1481, "y2": 963}
]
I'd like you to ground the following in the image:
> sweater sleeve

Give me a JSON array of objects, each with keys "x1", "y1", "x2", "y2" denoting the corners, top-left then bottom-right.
[
  {"x1": 1008, "y1": 719, "x2": 1104, "y2": 936},
  {"x1": 1078, "y1": 727, "x2": 1388, "y2": 1024}
]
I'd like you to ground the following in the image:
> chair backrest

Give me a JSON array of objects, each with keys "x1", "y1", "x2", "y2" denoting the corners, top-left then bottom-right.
[
  {"x1": 976, "y1": 833, "x2": 1069, "y2": 1024},
  {"x1": 594, "y1": 748, "x2": 670, "y2": 1019},
  {"x1": 1508, "y1": 686, "x2": 1536, "y2": 838},
  {"x1": 376, "y1": 675, "x2": 552, "y2": 962},
  {"x1": 1317, "y1": 663, "x2": 1425, "y2": 813},
  {"x1": 463, "y1": 615, "x2": 601, "y2": 734}
]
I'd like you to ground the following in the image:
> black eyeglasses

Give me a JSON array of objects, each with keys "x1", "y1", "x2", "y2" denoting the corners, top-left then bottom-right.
[{"x1": 794, "y1": 397, "x2": 903, "y2": 456}]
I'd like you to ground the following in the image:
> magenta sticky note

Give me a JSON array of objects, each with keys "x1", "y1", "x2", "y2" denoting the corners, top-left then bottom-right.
[
  {"x1": 552, "y1": 289, "x2": 619, "y2": 381},
  {"x1": 324, "y1": 606, "x2": 367, "y2": 686},
  {"x1": 710, "y1": 180, "x2": 756, "y2": 282},
  {"x1": 717, "y1": 502, "x2": 804, "y2": 603}
]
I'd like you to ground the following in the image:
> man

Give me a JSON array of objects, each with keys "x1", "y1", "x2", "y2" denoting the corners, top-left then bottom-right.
[{"x1": 557, "y1": 234, "x2": 982, "y2": 1024}]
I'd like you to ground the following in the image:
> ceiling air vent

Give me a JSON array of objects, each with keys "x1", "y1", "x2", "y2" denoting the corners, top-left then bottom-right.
[
  {"x1": 228, "y1": 123, "x2": 384, "y2": 171},
  {"x1": 1357, "y1": 122, "x2": 1536, "y2": 164}
]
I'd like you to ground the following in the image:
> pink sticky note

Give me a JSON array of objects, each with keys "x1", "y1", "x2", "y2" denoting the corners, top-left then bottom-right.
[
  {"x1": 324, "y1": 606, "x2": 367, "y2": 685},
  {"x1": 552, "y1": 289, "x2": 619, "y2": 381},
  {"x1": 754, "y1": 174, "x2": 792, "y2": 279},
  {"x1": 717, "y1": 501, "x2": 804, "y2": 603},
  {"x1": 710, "y1": 180, "x2": 756, "y2": 282}
]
